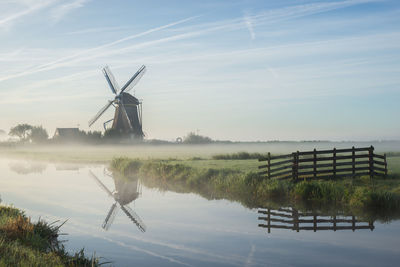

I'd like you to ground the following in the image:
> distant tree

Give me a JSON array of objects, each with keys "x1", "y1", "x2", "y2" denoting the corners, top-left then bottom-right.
[
  {"x1": 183, "y1": 132, "x2": 213, "y2": 144},
  {"x1": 86, "y1": 130, "x2": 102, "y2": 140},
  {"x1": 29, "y1": 126, "x2": 48, "y2": 144},
  {"x1": 9, "y1": 124, "x2": 33, "y2": 141},
  {"x1": 103, "y1": 128, "x2": 124, "y2": 140}
]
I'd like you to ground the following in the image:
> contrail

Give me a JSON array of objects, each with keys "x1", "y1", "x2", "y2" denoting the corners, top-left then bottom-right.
[{"x1": 0, "y1": 15, "x2": 200, "y2": 82}]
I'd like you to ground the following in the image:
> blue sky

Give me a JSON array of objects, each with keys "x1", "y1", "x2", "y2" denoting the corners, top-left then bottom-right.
[{"x1": 0, "y1": 0, "x2": 399, "y2": 141}]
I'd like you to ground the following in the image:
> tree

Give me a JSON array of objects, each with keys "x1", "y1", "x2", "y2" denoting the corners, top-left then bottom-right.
[
  {"x1": 183, "y1": 132, "x2": 213, "y2": 144},
  {"x1": 9, "y1": 124, "x2": 33, "y2": 141},
  {"x1": 29, "y1": 126, "x2": 48, "y2": 144},
  {"x1": 103, "y1": 128, "x2": 124, "y2": 140}
]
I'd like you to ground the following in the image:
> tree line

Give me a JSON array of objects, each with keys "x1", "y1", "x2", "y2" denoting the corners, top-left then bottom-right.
[{"x1": 7, "y1": 124, "x2": 216, "y2": 144}]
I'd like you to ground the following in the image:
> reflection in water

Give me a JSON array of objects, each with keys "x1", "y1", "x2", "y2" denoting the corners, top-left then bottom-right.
[
  {"x1": 89, "y1": 170, "x2": 146, "y2": 232},
  {"x1": 258, "y1": 207, "x2": 374, "y2": 233},
  {"x1": 9, "y1": 162, "x2": 47, "y2": 175}
]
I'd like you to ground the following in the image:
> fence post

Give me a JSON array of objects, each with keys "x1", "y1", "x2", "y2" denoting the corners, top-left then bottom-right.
[
  {"x1": 384, "y1": 153, "x2": 387, "y2": 178},
  {"x1": 333, "y1": 148, "x2": 337, "y2": 179},
  {"x1": 313, "y1": 215, "x2": 317, "y2": 232},
  {"x1": 293, "y1": 209, "x2": 299, "y2": 232},
  {"x1": 267, "y1": 208, "x2": 271, "y2": 234},
  {"x1": 292, "y1": 153, "x2": 296, "y2": 180},
  {"x1": 296, "y1": 151, "x2": 299, "y2": 180},
  {"x1": 333, "y1": 216, "x2": 337, "y2": 231},
  {"x1": 352, "y1": 146, "x2": 355, "y2": 177},
  {"x1": 369, "y1": 146, "x2": 374, "y2": 180},
  {"x1": 267, "y1": 152, "x2": 271, "y2": 179},
  {"x1": 313, "y1": 149, "x2": 317, "y2": 179}
]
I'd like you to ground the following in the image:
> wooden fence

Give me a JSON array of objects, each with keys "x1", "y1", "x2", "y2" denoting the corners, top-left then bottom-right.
[
  {"x1": 258, "y1": 146, "x2": 387, "y2": 180},
  {"x1": 258, "y1": 207, "x2": 374, "y2": 233}
]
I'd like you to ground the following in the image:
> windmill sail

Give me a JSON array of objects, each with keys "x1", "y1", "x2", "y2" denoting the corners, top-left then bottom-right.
[
  {"x1": 89, "y1": 170, "x2": 114, "y2": 198},
  {"x1": 102, "y1": 203, "x2": 118, "y2": 230},
  {"x1": 120, "y1": 204, "x2": 146, "y2": 232},
  {"x1": 120, "y1": 65, "x2": 146, "y2": 93},
  {"x1": 103, "y1": 66, "x2": 120, "y2": 94},
  {"x1": 88, "y1": 101, "x2": 113, "y2": 127}
]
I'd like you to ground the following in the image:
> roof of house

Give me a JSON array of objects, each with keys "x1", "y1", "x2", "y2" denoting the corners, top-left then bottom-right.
[{"x1": 53, "y1": 128, "x2": 80, "y2": 138}]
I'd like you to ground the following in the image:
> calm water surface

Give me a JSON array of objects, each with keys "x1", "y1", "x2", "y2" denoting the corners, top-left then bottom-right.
[{"x1": 0, "y1": 158, "x2": 399, "y2": 266}]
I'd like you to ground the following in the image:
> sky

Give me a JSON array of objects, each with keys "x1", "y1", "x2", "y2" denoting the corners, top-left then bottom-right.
[{"x1": 0, "y1": 0, "x2": 399, "y2": 141}]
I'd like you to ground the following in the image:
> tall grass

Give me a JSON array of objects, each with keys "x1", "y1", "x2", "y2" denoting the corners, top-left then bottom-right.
[
  {"x1": 212, "y1": 152, "x2": 267, "y2": 160},
  {"x1": 0, "y1": 206, "x2": 100, "y2": 266}
]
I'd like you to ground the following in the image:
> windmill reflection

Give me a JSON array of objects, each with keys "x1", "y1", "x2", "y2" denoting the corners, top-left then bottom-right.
[
  {"x1": 89, "y1": 170, "x2": 146, "y2": 232},
  {"x1": 258, "y1": 207, "x2": 374, "y2": 233}
]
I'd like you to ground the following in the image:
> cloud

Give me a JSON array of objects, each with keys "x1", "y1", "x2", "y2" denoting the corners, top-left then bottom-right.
[
  {"x1": 0, "y1": 0, "x2": 385, "y2": 83},
  {"x1": 0, "y1": 15, "x2": 200, "y2": 82},
  {"x1": 0, "y1": 0, "x2": 56, "y2": 28},
  {"x1": 51, "y1": 0, "x2": 90, "y2": 21},
  {"x1": 243, "y1": 14, "x2": 255, "y2": 40},
  {"x1": 66, "y1": 26, "x2": 130, "y2": 35}
]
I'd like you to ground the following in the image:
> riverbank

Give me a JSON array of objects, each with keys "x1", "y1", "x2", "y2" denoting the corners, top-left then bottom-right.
[
  {"x1": 0, "y1": 205, "x2": 98, "y2": 266},
  {"x1": 111, "y1": 157, "x2": 400, "y2": 221}
]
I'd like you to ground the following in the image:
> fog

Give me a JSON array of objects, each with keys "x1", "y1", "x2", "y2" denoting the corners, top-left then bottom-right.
[{"x1": 1, "y1": 140, "x2": 399, "y2": 162}]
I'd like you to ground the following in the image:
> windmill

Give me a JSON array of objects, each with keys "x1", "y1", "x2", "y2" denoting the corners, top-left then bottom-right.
[
  {"x1": 89, "y1": 170, "x2": 146, "y2": 232},
  {"x1": 88, "y1": 65, "x2": 147, "y2": 139}
]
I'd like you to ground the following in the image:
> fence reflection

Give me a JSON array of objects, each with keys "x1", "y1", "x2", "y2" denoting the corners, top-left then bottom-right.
[{"x1": 258, "y1": 207, "x2": 374, "y2": 233}]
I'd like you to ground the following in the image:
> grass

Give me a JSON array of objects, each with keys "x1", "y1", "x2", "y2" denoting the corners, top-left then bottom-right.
[
  {"x1": 0, "y1": 205, "x2": 100, "y2": 266},
  {"x1": 110, "y1": 157, "x2": 400, "y2": 221},
  {"x1": 212, "y1": 152, "x2": 268, "y2": 160}
]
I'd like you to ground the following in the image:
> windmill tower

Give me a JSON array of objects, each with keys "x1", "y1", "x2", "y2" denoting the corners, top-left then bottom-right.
[{"x1": 88, "y1": 65, "x2": 146, "y2": 139}]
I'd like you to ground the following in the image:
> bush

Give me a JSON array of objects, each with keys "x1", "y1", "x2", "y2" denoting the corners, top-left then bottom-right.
[
  {"x1": 183, "y1": 132, "x2": 213, "y2": 144},
  {"x1": 212, "y1": 152, "x2": 267, "y2": 160}
]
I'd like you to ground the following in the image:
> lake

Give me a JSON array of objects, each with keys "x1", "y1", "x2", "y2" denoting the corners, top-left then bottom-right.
[{"x1": 0, "y1": 158, "x2": 399, "y2": 266}]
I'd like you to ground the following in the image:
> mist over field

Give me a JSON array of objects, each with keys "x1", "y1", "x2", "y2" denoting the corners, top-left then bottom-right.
[{"x1": 1, "y1": 141, "x2": 399, "y2": 163}]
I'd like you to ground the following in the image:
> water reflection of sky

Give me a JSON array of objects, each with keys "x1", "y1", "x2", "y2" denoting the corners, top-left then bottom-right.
[{"x1": 0, "y1": 159, "x2": 399, "y2": 266}]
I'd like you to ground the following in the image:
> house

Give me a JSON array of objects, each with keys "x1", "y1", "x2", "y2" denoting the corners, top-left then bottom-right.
[{"x1": 53, "y1": 128, "x2": 81, "y2": 140}]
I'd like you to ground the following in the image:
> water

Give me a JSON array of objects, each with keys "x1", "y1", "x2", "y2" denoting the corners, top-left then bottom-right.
[{"x1": 1, "y1": 158, "x2": 399, "y2": 266}]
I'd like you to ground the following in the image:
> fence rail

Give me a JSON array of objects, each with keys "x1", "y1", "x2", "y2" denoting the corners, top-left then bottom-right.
[
  {"x1": 258, "y1": 146, "x2": 387, "y2": 180},
  {"x1": 258, "y1": 208, "x2": 374, "y2": 233}
]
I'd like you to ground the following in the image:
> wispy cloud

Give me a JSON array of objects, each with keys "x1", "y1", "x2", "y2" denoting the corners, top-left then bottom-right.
[
  {"x1": 243, "y1": 13, "x2": 255, "y2": 40},
  {"x1": 0, "y1": 0, "x2": 56, "y2": 28},
  {"x1": 66, "y1": 26, "x2": 130, "y2": 35},
  {"x1": 51, "y1": 0, "x2": 90, "y2": 21},
  {"x1": 0, "y1": 15, "x2": 199, "y2": 82}
]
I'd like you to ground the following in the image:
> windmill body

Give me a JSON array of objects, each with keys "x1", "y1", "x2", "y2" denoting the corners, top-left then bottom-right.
[
  {"x1": 112, "y1": 93, "x2": 144, "y2": 138},
  {"x1": 89, "y1": 65, "x2": 146, "y2": 139}
]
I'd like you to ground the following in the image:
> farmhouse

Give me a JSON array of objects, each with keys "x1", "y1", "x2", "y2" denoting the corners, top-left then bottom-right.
[{"x1": 53, "y1": 128, "x2": 80, "y2": 140}]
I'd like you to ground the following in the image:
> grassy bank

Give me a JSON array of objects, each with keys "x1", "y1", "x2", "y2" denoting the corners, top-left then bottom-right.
[
  {"x1": 0, "y1": 205, "x2": 98, "y2": 266},
  {"x1": 111, "y1": 157, "x2": 400, "y2": 221}
]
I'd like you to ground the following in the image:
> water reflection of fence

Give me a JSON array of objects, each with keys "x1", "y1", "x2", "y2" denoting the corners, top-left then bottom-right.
[
  {"x1": 258, "y1": 146, "x2": 387, "y2": 180},
  {"x1": 258, "y1": 208, "x2": 374, "y2": 233}
]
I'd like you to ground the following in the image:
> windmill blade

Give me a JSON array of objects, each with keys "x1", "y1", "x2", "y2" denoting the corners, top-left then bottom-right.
[
  {"x1": 120, "y1": 204, "x2": 146, "y2": 232},
  {"x1": 88, "y1": 100, "x2": 113, "y2": 127},
  {"x1": 89, "y1": 170, "x2": 114, "y2": 198},
  {"x1": 120, "y1": 65, "x2": 146, "y2": 94},
  {"x1": 120, "y1": 100, "x2": 133, "y2": 131},
  {"x1": 103, "y1": 66, "x2": 119, "y2": 94},
  {"x1": 102, "y1": 203, "x2": 118, "y2": 231}
]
